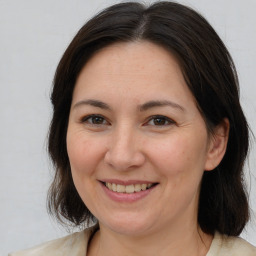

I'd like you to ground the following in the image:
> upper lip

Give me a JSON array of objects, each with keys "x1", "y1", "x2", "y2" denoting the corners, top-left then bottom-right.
[{"x1": 100, "y1": 179, "x2": 157, "y2": 185}]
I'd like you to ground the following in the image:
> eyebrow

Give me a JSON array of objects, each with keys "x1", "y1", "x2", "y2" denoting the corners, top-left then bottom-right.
[
  {"x1": 73, "y1": 99, "x2": 185, "y2": 112},
  {"x1": 139, "y1": 100, "x2": 185, "y2": 112},
  {"x1": 73, "y1": 99, "x2": 111, "y2": 110}
]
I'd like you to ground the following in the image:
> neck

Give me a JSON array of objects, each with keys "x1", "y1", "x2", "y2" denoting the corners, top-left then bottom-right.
[{"x1": 87, "y1": 221, "x2": 213, "y2": 256}]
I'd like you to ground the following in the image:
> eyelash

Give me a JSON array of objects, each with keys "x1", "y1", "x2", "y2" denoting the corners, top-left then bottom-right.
[
  {"x1": 80, "y1": 114, "x2": 175, "y2": 127},
  {"x1": 145, "y1": 115, "x2": 175, "y2": 127},
  {"x1": 81, "y1": 114, "x2": 109, "y2": 126}
]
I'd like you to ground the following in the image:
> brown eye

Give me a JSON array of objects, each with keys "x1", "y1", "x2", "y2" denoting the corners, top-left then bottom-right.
[
  {"x1": 91, "y1": 116, "x2": 105, "y2": 124},
  {"x1": 146, "y1": 115, "x2": 175, "y2": 126},
  {"x1": 82, "y1": 115, "x2": 108, "y2": 125},
  {"x1": 153, "y1": 117, "x2": 168, "y2": 126}
]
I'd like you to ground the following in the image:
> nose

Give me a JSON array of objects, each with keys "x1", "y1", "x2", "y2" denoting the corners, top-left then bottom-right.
[{"x1": 104, "y1": 124, "x2": 145, "y2": 171}]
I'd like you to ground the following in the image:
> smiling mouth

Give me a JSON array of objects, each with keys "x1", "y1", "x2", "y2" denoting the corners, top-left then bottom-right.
[{"x1": 103, "y1": 182, "x2": 157, "y2": 193}]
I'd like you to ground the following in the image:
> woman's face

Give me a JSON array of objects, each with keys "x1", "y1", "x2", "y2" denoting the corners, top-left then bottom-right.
[{"x1": 67, "y1": 41, "x2": 218, "y2": 236}]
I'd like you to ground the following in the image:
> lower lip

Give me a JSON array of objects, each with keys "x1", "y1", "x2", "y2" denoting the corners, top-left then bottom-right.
[{"x1": 100, "y1": 182, "x2": 156, "y2": 203}]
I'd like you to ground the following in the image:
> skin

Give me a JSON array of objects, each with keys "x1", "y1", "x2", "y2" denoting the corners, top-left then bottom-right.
[{"x1": 66, "y1": 41, "x2": 229, "y2": 256}]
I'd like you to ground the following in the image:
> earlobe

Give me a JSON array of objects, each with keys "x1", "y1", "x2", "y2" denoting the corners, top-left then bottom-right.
[{"x1": 204, "y1": 118, "x2": 230, "y2": 171}]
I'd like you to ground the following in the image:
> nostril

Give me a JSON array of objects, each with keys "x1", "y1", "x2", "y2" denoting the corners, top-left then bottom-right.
[{"x1": 104, "y1": 147, "x2": 145, "y2": 171}]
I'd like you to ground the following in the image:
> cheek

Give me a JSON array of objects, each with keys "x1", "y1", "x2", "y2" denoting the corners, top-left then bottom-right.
[
  {"x1": 66, "y1": 131, "x2": 105, "y2": 177},
  {"x1": 148, "y1": 134, "x2": 208, "y2": 211},
  {"x1": 66, "y1": 131, "x2": 105, "y2": 207},
  {"x1": 146, "y1": 132, "x2": 208, "y2": 177}
]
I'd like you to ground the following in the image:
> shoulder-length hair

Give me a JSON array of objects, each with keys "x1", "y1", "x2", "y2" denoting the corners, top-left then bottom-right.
[{"x1": 48, "y1": 1, "x2": 249, "y2": 236}]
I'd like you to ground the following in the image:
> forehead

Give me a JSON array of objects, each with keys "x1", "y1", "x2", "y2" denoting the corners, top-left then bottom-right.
[
  {"x1": 72, "y1": 41, "x2": 196, "y2": 110},
  {"x1": 81, "y1": 41, "x2": 182, "y2": 77}
]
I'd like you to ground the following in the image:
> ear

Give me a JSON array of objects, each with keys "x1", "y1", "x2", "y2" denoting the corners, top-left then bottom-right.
[{"x1": 204, "y1": 118, "x2": 230, "y2": 171}]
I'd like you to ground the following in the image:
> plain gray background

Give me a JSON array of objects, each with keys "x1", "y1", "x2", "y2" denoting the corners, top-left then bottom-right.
[{"x1": 1, "y1": 0, "x2": 255, "y2": 255}]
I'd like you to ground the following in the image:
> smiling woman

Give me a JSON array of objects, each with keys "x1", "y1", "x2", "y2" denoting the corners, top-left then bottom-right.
[
  {"x1": 9, "y1": 1, "x2": 256, "y2": 256},
  {"x1": 67, "y1": 41, "x2": 218, "y2": 239}
]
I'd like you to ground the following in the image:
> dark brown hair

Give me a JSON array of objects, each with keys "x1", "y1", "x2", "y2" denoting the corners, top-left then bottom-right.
[{"x1": 48, "y1": 1, "x2": 250, "y2": 235}]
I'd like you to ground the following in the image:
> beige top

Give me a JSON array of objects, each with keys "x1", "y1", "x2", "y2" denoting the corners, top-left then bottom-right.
[{"x1": 9, "y1": 226, "x2": 256, "y2": 256}]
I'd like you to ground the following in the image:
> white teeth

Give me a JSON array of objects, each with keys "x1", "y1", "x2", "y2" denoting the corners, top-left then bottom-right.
[
  {"x1": 106, "y1": 182, "x2": 112, "y2": 190},
  {"x1": 105, "y1": 183, "x2": 154, "y2": 193},
  {"x1": 134, "y1": 184, "x2": 141, "y2": 192},
  {"x1": 147, "y1": 183, "x2": 153, "y2": 189},
  {"x1": 125, "y1": 185, "x2": 134, "y2": 193},
  {"x1": 141, "y1": 184, "x2": 147, "y2": 191},
  {"x1": 116, "y1": 184, "x2": 125, "y2": 193},
  {"x1": 112, "y1": 183, "x2": 117, "y2": 192}
]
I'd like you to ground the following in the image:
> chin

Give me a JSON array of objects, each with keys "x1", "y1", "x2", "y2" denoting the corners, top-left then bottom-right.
[{"x1": 99, "y1": 214, "x2": 156, "y2": 236}]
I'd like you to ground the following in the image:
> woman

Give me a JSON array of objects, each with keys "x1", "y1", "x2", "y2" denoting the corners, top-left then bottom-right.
[{"x1": 10, "y1": 1, "x2": 256, "y2": 255}]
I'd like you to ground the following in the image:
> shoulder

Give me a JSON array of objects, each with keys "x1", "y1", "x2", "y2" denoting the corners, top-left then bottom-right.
[
  {"x1": 8, "y1": 226, "x2": 97, "y2": 256},
  {"x1": 207, "y1": 232, "x2": 256, "y2": 256}
]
